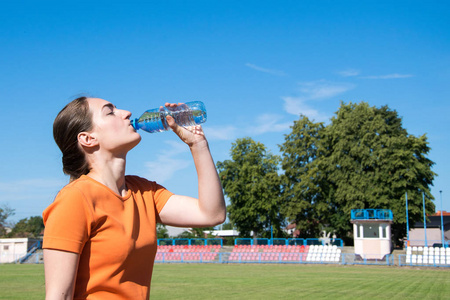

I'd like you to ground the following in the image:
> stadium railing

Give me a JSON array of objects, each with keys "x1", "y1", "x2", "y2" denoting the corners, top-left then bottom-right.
[
  {"x1": 157, "y1": 238, "x2": 223, "y2": 246},
  {"x1": 351, "y1": 209, "x2": 393, "y2": 221},
  {"x1": 233, "y1": 238, "x2": 343, "y2": 247},
  {"x1": 19, "y1": 240, "x2": 41, "y2": 262}
]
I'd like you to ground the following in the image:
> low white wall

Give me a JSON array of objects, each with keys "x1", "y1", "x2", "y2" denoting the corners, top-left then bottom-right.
[{"x1": 354, "y1": 238, "x2": 391, "y2": 259}]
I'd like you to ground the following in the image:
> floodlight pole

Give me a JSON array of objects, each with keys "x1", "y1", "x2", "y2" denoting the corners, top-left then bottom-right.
[
  {"x1": 440, "y1": 190, "x2": 445, "y2": 247},
  {"x1": 423, "y1": 192, "x2": 427, "y2": 247},
  {"x1": 270, "y1": 225, "x2": 273, "y2": 246},
  {"x1": 405, "y1": 192, "x2": 410, "y2": 244}
]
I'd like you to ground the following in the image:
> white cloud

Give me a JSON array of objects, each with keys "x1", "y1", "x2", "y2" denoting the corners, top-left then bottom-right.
[
  {"x1": 282, "y1": 96, "x2": 329, "y2": 122},
  {"x1": 361, "y1": 73, "x2": 414, "y2": 79},
  {"x1": 144, "y1": 140, "x2": 191, "y2": 184},
  {"x1": 0, "y1": 177, "x2": 68, "y2": 221},
  {"x1": 337, "y1": 69, "x2": 413, "y2": 79},
  {"x1": 204, "y1": 125, "x2": 238, "y2": 141},
  {"x1": 296, "y1": 80, "x2": 355, "y2": 100},
  {"x1": 145, "y1": 156, "x2": 190, "y2": 184},
  {"x1": 204, "y1": 80, "x2": 355, "y2": 138},
  {"x1": 338, "y1": 69, "x2": 360, "y2": 77},
  {"x1": 245, "y1": 63, "x2": 286, "y2": 76},
  {"x1": 282, "y1": 80, "x2": 355, "y2": 122},
  {"x1": 203, "y1": 115, "x2": 292, "y2": 141},
  {"x1": 0, "y1": 178, "x2": 66, "y2": 201},
  {"x1": 246, "y1": 114, "x2": 292, "y2": 135}
]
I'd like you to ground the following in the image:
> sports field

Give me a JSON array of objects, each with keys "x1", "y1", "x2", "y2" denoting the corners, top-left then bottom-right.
[{"x1": 1, "y1": 263, "x2": 449, "y2": 299}]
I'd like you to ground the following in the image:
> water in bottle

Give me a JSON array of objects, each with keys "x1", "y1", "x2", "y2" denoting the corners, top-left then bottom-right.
[{"x1": 131, "y1": 101, "x2": 207, "y2": 133}]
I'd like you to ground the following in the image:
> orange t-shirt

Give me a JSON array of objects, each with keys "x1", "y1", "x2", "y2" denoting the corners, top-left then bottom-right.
[{"x1": 43, "y1": 175, "x2": 173, "y2": 299}]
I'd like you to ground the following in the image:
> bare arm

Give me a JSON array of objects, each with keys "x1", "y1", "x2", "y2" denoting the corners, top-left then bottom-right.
[
  {"x1": 44, "y1": 249, "x2": 79, "y2": 300},
  {"x1": 159, "y1": 103, "x2": 226, "y2": 227}
]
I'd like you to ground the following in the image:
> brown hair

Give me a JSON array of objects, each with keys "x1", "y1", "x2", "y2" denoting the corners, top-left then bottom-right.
[{"x1": 53, "y1": 97, "x2": 93, "y2": 180}]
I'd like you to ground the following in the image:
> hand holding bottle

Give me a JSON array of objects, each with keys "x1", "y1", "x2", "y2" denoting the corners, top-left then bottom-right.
[{"x1": 165, "y1": 103, "x2": 207, "y2": 148}]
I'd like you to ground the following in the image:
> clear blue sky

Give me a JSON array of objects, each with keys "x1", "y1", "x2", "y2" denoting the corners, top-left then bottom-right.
[{"x1": 1, "y1": 0, "x2": 449, "y2": 223}]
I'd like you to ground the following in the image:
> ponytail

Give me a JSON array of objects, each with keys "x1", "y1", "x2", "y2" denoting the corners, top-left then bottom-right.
[{"x1": 53, "y1": 97, "x2": 93, "y2": 180}]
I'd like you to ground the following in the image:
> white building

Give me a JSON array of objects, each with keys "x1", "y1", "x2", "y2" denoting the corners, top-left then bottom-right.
[
  {"x1": 351, "y1": 209, "x2": 393, "y2": 260},
  {"x1": 0, "y1": 238, "x2": 40, "y2": 263},
  {"x1": 408, "y1": 212, "x2": 450, "y2": 247}
]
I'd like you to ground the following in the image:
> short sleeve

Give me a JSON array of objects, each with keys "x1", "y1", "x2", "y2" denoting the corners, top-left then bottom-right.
[
  {"x1": 153, "y1": 182, "x2": 173, "y2": 214},
  {"x1": 42, "y1": 186, "x2": 94, "y2": 254},
  {"x1": 125, "y1": 175, "x2": 173, "y2": 218}
]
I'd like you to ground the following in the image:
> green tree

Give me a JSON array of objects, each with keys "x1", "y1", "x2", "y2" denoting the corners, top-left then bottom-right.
[
  {"x1": 280, "y1": 102, "x2": 436, "y2": 245},
  {"x1": 0, "y1": 204, "x2": 15, "y2": 237},
  {"x1": 217, "y1": 137, "x2": 284, "y2": 240},
  {"x1": 279, "y1": 115, "x2": 330, "y2": 238},
  {"x1": 8, "y1": 216, "x2": 44, "y2": 238},
  {"x1": 221, "y1": 222, "x2": 234, "y2": 230},
  {"x1": 322, "y1": 102, "x2": 435, "y2": 244},
  {"x1": 157, "y1": 224, "x2": 169, "y2": 239},
  {"x1": 175, "y1": 227, "x2": 215, "y2": 239}
]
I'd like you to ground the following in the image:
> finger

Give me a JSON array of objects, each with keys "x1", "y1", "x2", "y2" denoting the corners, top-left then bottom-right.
[
  {"x1": 166, "y1": 115, "x2": 177, "y2": 127},
  {"x1": 186, "y1": 125, "x2": 204, "y2": 135},
  {"x1": 166, "y1": 115, "x2": 187, "y2": 138},
  {"x1": 164, "y1": 102, "x2": 184, "y2": 108},
  {"x1": 193, "y1": 125, "x2": 204, "y2": 135}
]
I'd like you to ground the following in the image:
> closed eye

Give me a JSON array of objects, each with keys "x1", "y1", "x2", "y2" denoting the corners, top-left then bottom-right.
[{"x1": 103, "y1": 103, "x2": 117, "y2": 115}]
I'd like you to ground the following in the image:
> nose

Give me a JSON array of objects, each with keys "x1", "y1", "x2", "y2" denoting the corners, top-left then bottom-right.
[{"x1": 121, "y1": 109, "x2": 132, "y2": 120}]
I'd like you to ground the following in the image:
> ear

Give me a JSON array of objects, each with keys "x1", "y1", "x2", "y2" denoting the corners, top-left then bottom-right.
[{"x1": 78, "y1": 132, "x2": 99, "y2": 148}]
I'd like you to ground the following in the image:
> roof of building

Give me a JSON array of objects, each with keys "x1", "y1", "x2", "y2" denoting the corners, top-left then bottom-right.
[
  {"x1": 413, "y1": 215, "x2": 450, "y2": 228},
  {"x1": 433, "y1": 211, "x2": 450, "y2": 216}
]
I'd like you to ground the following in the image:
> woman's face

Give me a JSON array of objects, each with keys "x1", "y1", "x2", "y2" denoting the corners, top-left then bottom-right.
[{"x1": 86, "y1": 98, "x2": 141, "y2": 155}]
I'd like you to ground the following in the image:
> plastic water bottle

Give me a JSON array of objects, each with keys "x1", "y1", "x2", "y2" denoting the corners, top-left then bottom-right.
[{"x1": 130, "y1": 101, "x2": 207, "y2": 133}]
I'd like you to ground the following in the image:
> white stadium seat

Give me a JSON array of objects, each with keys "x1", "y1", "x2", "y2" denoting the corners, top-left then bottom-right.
[
  {"x1": 417, "y1": 255, "x2": 423, "y2": 264},
  {"x1": 406, "y1": 254, "x2": 411, "y2": 264}
]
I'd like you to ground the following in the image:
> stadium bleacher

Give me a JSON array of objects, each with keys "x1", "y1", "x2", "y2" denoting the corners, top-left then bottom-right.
[
  {"x1": 229, "y1": 244, "x2": 341, "y2": 263},
  {"x1": 405, "y1": 246, "x2": 450, "y2": 266},
  {"x1": 306, "y1": 245, "x2": 341, "y2": 263},
  {"x1": 228, "y1": 245, "x2": 309, "y2": 262},
  {"x1": 156, "y1": 244, "x2": 343, "y2": 263},
  {"x1": 156, "y1": 245, "x2": 220, "y2": 262}
]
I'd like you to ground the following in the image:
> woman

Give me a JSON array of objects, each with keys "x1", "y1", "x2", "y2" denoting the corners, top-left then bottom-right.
[{"x1": 43, "y1": 97, "x2": 226, "y2": 299}]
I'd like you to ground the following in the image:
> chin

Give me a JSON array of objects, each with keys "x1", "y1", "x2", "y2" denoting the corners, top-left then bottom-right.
[{"x1": 131, "y1": 135, "x2": 142, "y2": 148}]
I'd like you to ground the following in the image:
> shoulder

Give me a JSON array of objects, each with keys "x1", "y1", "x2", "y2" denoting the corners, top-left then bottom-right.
[
  {"x1": 126, "y1": 175, "x2": 160, "y2": 190},
  {"x1": 56, "y1": 176, "x2": 100, "y2": 201},
  {"x1": 125, "y1": 175, "x2": 173, "y2": 197},
  {"x1": 48, "y1": 176, "x2": 99, "y2": 213},
  {"x1": 43, "y1": 179, "x2": 95, "y2": 226},
  {"x1": 55, "y1": 178, "x2": 89, "y2": 203},
  {"x1": 125, "y1": 174, "x2": 151, "y2": 184}
]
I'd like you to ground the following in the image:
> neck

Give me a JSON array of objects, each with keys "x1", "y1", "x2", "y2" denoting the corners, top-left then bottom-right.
[{"x1": 87, "y1": 155, "x2": 128, "y2": 197}]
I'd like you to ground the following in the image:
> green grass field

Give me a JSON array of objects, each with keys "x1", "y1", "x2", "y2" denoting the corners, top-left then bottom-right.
[{"x1": 1, "y1": 263, "x2": 449, "y2": 299}]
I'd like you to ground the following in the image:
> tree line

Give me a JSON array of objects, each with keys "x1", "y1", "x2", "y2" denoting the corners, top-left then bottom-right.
[
  {"x1": 0, "y1": 204, "x2": 45, "y2": 238},
  {"x1": 217, "y1": 101, "x2": 436, "y2": 246}
]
